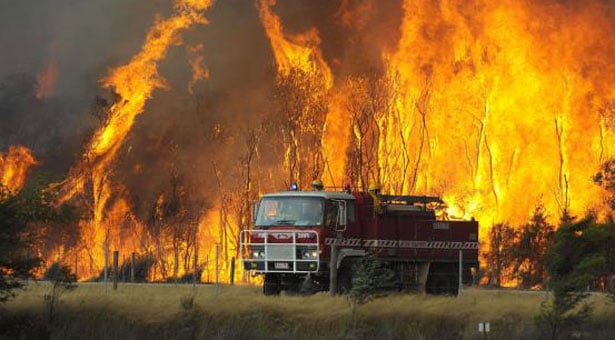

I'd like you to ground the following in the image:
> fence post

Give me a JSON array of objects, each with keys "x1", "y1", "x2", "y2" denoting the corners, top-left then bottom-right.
[
  {"x1": 193, "y1": 249, "x2": 198, "y2": 288},
  {"x1": 104, "y1": 238, "x2": 108, "y2": 295},
  {"x1": 25, "y1": 251, "x2": 30, "y2": 283},
  {"x1": 230, "y1": 257, "x2": 235, "y2": 285},
  {"x1": 131, "y1": 252, "x2": 136, "y2": 283},
  {"x1": 113, "y1": 251, "x2": 119, "y2": 290},
  {"x1": 215, "y1": 244, "x2": 220, "y2": 293}
]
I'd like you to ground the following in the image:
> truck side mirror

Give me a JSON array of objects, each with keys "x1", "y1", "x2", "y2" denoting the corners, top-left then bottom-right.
[
  {"x1": 336, "y1": 200, "x2": 347, "y2": 231},
  {"x1": 251, "y1": 201, "x2": 259, "y2": 224}
]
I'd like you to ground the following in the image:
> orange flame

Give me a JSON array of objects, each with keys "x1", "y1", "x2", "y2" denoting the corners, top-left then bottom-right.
[
  {"x1": 322, "y1": 92, "x2": 351, "y2": 188},
  {"x1": 197, "y1": 207, "x2": 246, "y2": 284},
  {"x1": 56, "y1": 0, "x2": 213, "y2": 205},
  {"x1": 259, "y1": 0, "x2": 614, "y2": 234},
  {"x1": 187, "y1": 44, "x2": 210, "y2": 94},
  {"x1": 377, "y1": 0, "x2": 614, "y2": 233},
  {"x1": 257, "y1": 0, "x2": 332, "y2": 88},
  {"x1": 49, "y1": 0, "x2": 211, "y2": 277},
  {"x1": 0, "y1": 146, "x2": 37, "y2": 193}
]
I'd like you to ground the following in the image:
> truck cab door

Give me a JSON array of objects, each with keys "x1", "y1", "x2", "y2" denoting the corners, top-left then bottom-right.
[
  {"x1": 251, "y1": 200, "x2": 259, "y2": 224},
  {"x1": 331, "y1": 200, "x2": 347, "y2": 232}
]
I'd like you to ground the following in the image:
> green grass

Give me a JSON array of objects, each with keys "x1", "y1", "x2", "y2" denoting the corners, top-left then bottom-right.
[{"x1": 2, "y1": 282, "x2": 614, "y2": 339}]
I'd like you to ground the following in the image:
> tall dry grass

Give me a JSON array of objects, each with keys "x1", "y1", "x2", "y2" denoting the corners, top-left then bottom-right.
[{"x1": 2, "y1": 282, "x2": 614, "y2": 339}]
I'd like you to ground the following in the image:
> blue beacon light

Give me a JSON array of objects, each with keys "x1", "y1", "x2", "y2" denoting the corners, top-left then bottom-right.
[{"x1": 290, "y1": 182, "x2": 298, "y2": 191}]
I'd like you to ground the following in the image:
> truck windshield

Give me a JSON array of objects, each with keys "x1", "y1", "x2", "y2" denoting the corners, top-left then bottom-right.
[{"x1": 255, "y1": 197, "x2": 324, "y2": 227}]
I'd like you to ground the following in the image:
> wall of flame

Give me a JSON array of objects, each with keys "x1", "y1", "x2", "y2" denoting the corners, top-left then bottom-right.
[
  {"x1": 5, "y1": 0, "x2": 611, "y2": 283},
  {"x1": 264, "y1": 0, "x2": 614, "y2": 236}
]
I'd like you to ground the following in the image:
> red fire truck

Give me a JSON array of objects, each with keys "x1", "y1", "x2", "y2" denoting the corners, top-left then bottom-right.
[{"x1": 240, "y1": 184, "x2": 479, "y2": 295}]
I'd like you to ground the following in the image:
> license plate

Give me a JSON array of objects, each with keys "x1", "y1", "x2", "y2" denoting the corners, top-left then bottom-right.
[{"x1": 274, "y1": 262, "x2": 289, "y2": 269}]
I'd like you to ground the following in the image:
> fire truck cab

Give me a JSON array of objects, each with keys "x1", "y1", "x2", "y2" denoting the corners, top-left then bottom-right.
[{"x1": 240, "y1": 186, "x2": 479, "y2": 295}]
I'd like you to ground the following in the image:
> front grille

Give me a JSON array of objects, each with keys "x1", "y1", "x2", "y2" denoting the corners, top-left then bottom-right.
[
  {"x1": 266, "y1": 244, "x2": 294, "y2": 260},
  {"x1": 240, "y1": 230, "x2": 320, "y2": 273}
]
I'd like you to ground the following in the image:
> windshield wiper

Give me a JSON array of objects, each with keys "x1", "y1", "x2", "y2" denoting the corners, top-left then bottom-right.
[{"x1": 275, "y1": 219, "x2": 296, "y2": 225}]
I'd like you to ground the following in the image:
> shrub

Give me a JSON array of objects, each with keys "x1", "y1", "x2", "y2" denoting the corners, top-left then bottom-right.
[{"x1": 348, "y1": 257, "x2": 396, "y2": 305}]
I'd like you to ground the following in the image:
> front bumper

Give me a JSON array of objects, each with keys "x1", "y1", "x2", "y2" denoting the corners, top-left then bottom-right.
[{"x1": 243, "y1": 259, "x2": 319, "y2": 273}]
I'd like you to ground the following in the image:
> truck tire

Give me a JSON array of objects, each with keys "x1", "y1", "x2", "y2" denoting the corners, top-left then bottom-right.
[
  {"x1": 299, "y1": 275, "x2": 316, "y2": 294},
  {"x1": 263, "y1": 274, "x2": 281, "y2": 296}
]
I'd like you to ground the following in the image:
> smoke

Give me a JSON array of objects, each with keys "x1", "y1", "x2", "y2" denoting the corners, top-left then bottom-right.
[
  {"x1": 0, "y1": 0, "x2": 169, "y2": 173},
  {"x1": 0, "y1": 0, "x2": 170, "y2": 94}
]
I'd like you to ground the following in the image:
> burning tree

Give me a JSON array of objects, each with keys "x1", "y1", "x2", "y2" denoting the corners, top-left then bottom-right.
[
  {"x1": 41, "y1": 0, "x2": 216, "y2": 280},
  {"x1": 150, "y1": 171, "x2": 202, "y2": 280},
  {"x1": 342, "y1": 72, "x2": 401, "y2": 190},
  {"x1": 208, "y1": 129, "x2": 260, "y2": 281},
  {"x1": 274, "y1": 68, "x2": 328, "y2": 187},
  {"x1": 258, "y1": 0, "x2": 332, "y2": 188}
]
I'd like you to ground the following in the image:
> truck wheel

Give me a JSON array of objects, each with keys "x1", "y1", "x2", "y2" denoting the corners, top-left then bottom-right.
[
  {"x1": 426, "y1": 273, "x2": 444, "y2": 294},
  {"x1": 299, "y1": 275, "x2": 316, "y2": 295},
  {"x1": 443, "y1": 274, "x2": 459, "y2": 296},
  {"x1": 263, "y1": 274, "x2": 281, "y2": 296},
  {"x1": 426, "y1": 264, "x2": 458, "y2": 295}
]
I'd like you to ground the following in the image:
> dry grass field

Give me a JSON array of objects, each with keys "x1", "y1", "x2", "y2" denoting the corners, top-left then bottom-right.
[{"x1": 1, "y1": 282, "x2": 614, "y2": 339}]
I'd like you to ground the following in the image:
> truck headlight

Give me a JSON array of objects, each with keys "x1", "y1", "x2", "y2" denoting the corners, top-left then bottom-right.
[{"x1": 302, "y1": 250, "x2": 318, "y2": 259}]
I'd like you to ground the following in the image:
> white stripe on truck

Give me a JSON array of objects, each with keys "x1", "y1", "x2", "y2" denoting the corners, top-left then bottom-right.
[{"x1": 325, "y1": 238, "x2": 478, "y2": 250}]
